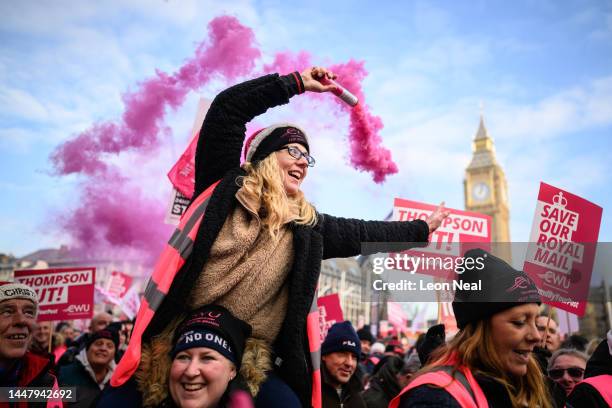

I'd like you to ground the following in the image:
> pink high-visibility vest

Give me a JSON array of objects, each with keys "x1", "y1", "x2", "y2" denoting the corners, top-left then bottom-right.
[
  {"x1": 389, "y1": 366, "x2": 489, "y2": 408},
  {"x1": 111, "y1": 179, "x2": 323, "y2": 407},
  {"x1": 580, "y1": 375, "x2": 612, "y2": 407},
  {"x1": 111, "y1": 180, "x2": 220, "y2": 387}
]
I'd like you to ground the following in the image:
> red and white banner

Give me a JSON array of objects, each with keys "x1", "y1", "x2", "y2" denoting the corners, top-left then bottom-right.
[
  {"x1": 118, "y1": 286, "x2": 141, "y2": 320},
  {"x1": 317, "y1": 293, "x2": 344, "y2": 342},
  {"x1": 523, "y1": 182, "x2": 602, "y2": 316},
  {"x1": 105, "y1": 270, "x2": 133, "y2": 300},
  {"x1": 378, "y1": 320, "x2": 389, "y2": 338},
  {"x1": 14, "y1": 267, "x2": 95, "y2": 321},
  {"x1": 387, "y1": 301, "x2": 408, "y2": 329},
  {"x1": 393, "y1": 198, "x2": 492, "y2": 279}
]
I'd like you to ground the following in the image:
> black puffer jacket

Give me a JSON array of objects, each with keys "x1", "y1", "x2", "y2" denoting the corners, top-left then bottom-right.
[
  {"x1": 144, "y1": 72, "x2": 429, "y2": 407},
  {"x1": 362, "y1": 356, "x2": 404, "y2": 408},
  {"x1": 322, "y1": 364, "x2": 367, "y2": 408}
]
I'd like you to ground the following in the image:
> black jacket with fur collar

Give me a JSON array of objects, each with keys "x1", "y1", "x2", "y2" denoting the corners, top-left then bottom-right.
[{"x1": 144, "y1": 72, "x2": 429, "y2": 407}]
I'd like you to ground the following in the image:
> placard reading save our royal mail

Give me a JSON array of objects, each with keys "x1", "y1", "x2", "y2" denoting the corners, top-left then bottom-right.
[{"x1": 523, "y1": 182, "x2": 602, "y2": 316}]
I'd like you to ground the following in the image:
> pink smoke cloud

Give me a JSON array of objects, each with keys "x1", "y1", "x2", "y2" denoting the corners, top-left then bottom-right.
[
  {"x1": 50, "y1": 16, "x2": 261, "y2": 262},
  {"x1": 51, "y1": 16, "x2": 260, "y2": 176},
  {"x1": 330, "y1": 60, "x2": 398, "y2": 183},
  {"x1": 61, "y1": 176, "x2": 168, "y2": 255},
  {"x1": 263, "y1": 53, "x2": 398, "y2": 182}
]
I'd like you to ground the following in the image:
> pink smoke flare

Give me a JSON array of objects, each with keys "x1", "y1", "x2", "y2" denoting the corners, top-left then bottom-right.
[{"x1": 264, "y1": 53, "x2": 398, "y2": 183}]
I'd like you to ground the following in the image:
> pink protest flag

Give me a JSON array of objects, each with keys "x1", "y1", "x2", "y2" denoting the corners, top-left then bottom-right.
[{"x1": 167, "y1": 98, "x2": 211, "y2": 199}]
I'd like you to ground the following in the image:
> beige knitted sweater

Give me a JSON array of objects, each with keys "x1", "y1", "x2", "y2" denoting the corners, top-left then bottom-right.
[{"x1": 189, "y1": 187, "x2": 294, "y2": 342}]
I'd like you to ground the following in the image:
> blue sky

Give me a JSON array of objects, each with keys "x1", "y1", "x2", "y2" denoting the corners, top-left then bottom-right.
[{"x1": 1, "y1": 0, "x2": 611, "y2": 262}]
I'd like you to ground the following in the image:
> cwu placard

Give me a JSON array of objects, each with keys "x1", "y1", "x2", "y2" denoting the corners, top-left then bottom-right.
[
  {"x1": 14, "y1": 267, "x2": 95, "y2": 321},
  {"x1": 523, "y1": 182, "x2": 602, "y2": 316}
]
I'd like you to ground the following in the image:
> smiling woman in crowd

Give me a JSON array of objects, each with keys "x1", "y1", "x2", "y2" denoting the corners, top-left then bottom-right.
[
  {"x1": 390, "y1": 249, "x2": 554, "y2": 408},
  {"x1": 164, "y1": 305, "x2": 252, "y2": 408},
  {"x1": 59, "y1": 329, "x2": 118, "y2": 407}
]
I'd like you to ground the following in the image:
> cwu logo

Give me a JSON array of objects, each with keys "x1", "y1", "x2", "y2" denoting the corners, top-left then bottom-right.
[
  {"x1": 538, "y1": 270, "x2": 571, "y2": 290},
  {"x1": 65, "y1": 304, "x2": 91, "y2": 313}
]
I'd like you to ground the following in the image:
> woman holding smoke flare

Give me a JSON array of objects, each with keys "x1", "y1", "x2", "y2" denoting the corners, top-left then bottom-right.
[{"x1": 113, "y1": 66, "x2": 449, "y2": 407}]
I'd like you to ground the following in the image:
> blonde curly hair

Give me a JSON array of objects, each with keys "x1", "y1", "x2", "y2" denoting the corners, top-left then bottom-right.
[{"x1": 239, "y1": 153, "x2": 317, "y2": 241}]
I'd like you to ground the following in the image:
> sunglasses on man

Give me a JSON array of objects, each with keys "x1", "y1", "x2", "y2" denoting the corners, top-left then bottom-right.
[{"x1": 548, "y1": 367, "x2": 584, "y2": 380}]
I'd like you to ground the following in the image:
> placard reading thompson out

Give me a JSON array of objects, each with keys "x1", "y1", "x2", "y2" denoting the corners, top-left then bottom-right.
[
  {"x1": 524, "y1": 182, "x2": 602, "y2": 316},
  {"x1": 392, "y1": 198, "x2": 492, "y2": 279},
  {"x1": 14, "y1": 267, "x2": 95, "y2": 322}
]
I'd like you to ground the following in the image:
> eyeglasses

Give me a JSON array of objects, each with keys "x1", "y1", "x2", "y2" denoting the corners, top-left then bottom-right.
[
  {"x1": 548, "y1": 367, "x2": 584, "y2": 380},
  {"x1": 284, "y1": 146, "x2": 315, "y2": 167}
]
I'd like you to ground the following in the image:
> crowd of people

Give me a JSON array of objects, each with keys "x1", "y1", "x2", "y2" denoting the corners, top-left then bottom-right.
[{"x1": 1, "y1": 66, "x2": 611, "y2": 407}]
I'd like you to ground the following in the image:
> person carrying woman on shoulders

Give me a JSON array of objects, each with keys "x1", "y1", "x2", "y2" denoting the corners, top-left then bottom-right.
[{"x1": 113, "y1": 66, "x2": 449, "y2": 407}]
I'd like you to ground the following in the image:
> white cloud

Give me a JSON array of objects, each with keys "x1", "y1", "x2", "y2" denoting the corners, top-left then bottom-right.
[
  {"x1": 489, "y1": 76, "x2": 612, "y2": 142},
  {"x1": 0, "y1": 87, "x2": 48, "y2": 121}
]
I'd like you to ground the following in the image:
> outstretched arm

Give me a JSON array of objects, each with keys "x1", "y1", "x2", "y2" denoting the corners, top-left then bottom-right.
[
  {"x1": 319, "y1": 215, "x2": 430, "y2": 260},
  {"x1": 319, "y1": 203, "x2": 449, "y2": 259}
]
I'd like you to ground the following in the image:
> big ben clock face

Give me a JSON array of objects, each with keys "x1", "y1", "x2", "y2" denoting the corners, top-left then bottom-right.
[{"x1": 472, "y1": 182, "x2": 490, "y2": 201}]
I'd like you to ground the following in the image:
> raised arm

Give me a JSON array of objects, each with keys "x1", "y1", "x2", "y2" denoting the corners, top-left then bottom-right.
[{"x1": 194, "y1": 73, "x2": 305, "y2": 196}]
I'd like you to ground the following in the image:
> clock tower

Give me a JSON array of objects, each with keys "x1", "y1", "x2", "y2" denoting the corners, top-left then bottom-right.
[{"x1": 464, "y1": 114, "x2": 512, "y2": 262}]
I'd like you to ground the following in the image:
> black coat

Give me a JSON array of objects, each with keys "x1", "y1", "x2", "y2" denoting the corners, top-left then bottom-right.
[
  {"x1": 362, "y1": 356, "x2": 404, "y2": 408},
  {"x1": 322, "y1": 365, "x2": 367, "y2": 408},
  {"x1": 58, "y1": 359, "x2": 106, "y2": 408},
  {"x1": 144, "y1": 72, "x2": 429, "y2": 407}
]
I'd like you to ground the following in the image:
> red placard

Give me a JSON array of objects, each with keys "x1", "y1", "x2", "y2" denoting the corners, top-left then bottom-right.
[
  {"x1": 393, "y1": 198, "x2": 492, "y2": 279},
  {"x1": 14, "y1": 267, "x2": 95, "y2": 321},
  {"x1": 105, "y1": 270, "x2": 133, "y2": 299},
  {"x1": 317, "y1": 293, "x2": 344, "y2": 342},
  {"x1": 387, "y1": 301, "x2": 407, "y2": 329},
  {"x1": 523, "y1": 182, "x2": 602, "y2": 316}
]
